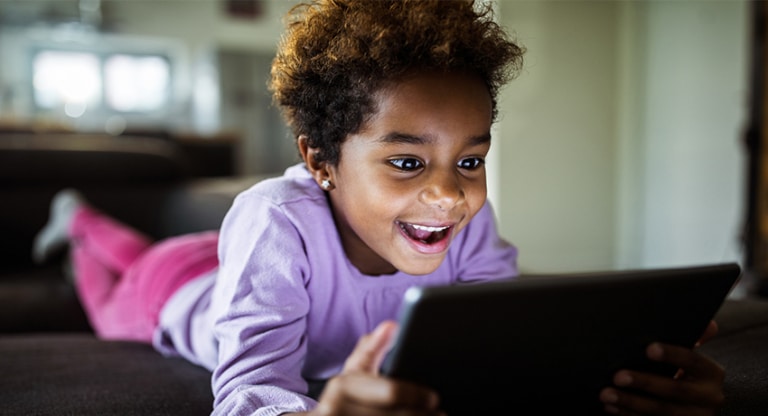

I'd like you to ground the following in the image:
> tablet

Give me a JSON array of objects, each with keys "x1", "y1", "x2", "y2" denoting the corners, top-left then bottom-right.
[{"x1": 380, "y1": 262, "x2": 741, "y2": 415}]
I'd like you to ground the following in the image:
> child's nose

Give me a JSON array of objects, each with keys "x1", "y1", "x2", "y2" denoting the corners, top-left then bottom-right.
[{"x1": 418, "y1": 171, "x2": 465, "y2": 211}]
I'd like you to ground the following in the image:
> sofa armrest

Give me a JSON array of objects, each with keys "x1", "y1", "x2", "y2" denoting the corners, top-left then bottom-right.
[{"x1": 157, "y1": 175, "x2": 271, "y2": 237}]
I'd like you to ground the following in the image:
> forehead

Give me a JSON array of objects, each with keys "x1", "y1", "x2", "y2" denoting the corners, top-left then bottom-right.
[{"x1": 364, "y1": 71, "x2": 493, "y2": 135}]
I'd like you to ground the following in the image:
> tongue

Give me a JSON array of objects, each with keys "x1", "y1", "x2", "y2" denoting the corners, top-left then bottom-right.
[{"x1": 406, "y1": 225, "x2": 436, "y2": 243}]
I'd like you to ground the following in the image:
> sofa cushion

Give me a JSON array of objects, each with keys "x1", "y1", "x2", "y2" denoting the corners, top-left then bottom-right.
[
  {"x1": 0, "y1": 334, "x2": 214, "y2": 416},
  {"x1": 700, "y1": 299, "x2": 768, "y2": 416},
  {"x1": 0, "y1": 265, "x2": 90, "y2": 332}
]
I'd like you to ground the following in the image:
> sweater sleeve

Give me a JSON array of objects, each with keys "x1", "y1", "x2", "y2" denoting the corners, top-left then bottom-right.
[
  {"x1": 451, "y1": 201, "x2": 519, "y2": 283},
  {"x1": 210, "y1": 191, "x2": 317, "y2": 415}
]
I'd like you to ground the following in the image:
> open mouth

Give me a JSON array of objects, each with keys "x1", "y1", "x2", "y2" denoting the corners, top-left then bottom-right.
[{"x1": 397, "y1": 221, "x2": 452, "y2": 245}]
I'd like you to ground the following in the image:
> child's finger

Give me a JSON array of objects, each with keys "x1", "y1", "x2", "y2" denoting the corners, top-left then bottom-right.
[
  {"x1": 343, "y1": 320, "x2": 399, "y2": 374},
  {"x1": 599, "y1": 343, "x2": 725, "y2": 411},
  {"x1": 319, "y1": 373, "x2": 440, "y2": 413},
  {"x1": 600, "y1": 385, "x2": 715, "y2": 416},
  {"x1": 647, "y1": 343, "x2": 725, "y2": 381},
  {"x1": 695, "y1": 320, "x2": 719, "y2": 347},
  {"x1": 606, "y1": 368, "x2": 722, "y2": 406}
]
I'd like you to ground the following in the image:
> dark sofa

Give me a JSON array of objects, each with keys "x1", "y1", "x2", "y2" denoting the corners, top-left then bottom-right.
[{"x1": 1, "y1": 133, "x2": 768, "y2": 415}]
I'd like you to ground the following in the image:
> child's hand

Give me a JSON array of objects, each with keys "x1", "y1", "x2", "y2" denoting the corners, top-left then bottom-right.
[
  {"x1": 299, "y1": 321, "x2": 443, "y2": 416},
  {"x1": 599, "y1": 320, "x2": 725, "y2": 415}
]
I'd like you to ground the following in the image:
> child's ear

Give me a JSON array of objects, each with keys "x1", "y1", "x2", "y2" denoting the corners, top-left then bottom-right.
[{"x1": 297, "y1": 135, "x2": 333, "y2": 189}]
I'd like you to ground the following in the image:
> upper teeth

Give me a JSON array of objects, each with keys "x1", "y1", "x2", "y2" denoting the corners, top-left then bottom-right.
[{"x1": 411, "y1": 224, "x2": 449, "y2": 232}]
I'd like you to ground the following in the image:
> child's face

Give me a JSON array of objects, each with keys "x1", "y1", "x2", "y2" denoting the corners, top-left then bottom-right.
[{"x1": 327, "y1": 71, "x2": 493, "y2": 276}]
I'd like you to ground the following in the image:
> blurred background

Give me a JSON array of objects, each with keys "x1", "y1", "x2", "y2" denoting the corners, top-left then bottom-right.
[
  {"x1": 0, "y1": 0, "x2": 756, "y2": 290},
  {"x1": 0, "y1": 0, "x2": 298, "y2": 176}
]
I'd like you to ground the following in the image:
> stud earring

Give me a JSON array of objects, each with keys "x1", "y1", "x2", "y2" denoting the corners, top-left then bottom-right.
[{"x1": 321, "y1": 179, "x2": 332, "y2": 190}]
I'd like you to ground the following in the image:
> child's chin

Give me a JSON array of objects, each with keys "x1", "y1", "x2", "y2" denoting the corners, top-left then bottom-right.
[{"x1": 396, "y1": 257, "x2": 445, "y2": 276}]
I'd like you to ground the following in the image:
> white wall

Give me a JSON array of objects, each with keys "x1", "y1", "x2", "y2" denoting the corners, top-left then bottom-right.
[
  {"x1": 494, "y1": 1, "x2": 619, "y2": 273},
  {"x1": 619, "y1": 1, "x2": 748, "y2": 270},
  {"x1": 492, "y1": 0, "x2": 748, "y2": 274}
]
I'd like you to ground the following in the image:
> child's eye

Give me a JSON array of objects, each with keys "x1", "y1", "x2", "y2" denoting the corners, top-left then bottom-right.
[
  {"x1": 458, "y1": 157, "x2": 485, "y2": 170},
  {"x1": 389, "y1": 158, "x2": 423, "y2": 171}
]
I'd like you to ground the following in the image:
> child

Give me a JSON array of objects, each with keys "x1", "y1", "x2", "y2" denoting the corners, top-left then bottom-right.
[{"x1": 33, "y1": 1, "x2": 726, "y2": 415}]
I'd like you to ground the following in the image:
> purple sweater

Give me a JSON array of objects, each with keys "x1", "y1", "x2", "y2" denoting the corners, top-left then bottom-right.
[{"x1": 154, "y1": 164, "x2": 518, "y2": 415}]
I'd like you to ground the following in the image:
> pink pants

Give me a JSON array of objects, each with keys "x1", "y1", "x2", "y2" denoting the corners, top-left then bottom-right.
[{"x1": 70, "y1": 206, "x2": 219, "y2": 343}]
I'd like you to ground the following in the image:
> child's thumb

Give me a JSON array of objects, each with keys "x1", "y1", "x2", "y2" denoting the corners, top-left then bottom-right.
[{"x1": 342, "y1": 320, "x2": 399, "y2": 375}]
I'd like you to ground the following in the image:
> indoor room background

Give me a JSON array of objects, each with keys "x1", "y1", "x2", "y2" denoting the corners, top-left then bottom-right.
[{"x1": 0, "y1": 0, "x2": 750, "y2": 281}]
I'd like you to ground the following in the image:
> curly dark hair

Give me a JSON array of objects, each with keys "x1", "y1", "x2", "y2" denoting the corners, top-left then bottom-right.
[{"x1": 269, "y1": 0, "x2": 525, "y2": 165}]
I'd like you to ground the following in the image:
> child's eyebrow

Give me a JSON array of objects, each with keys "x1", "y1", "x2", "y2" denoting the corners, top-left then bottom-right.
[
  {"x1": 377, "y1": 132, "x2": 429, "y2": 145},
  {"x1": 469, "y1": 133, "x2": 492, "y2": 145},
  {"x1": 377, "y1": 132, "x2": 492, "y2": 146}
]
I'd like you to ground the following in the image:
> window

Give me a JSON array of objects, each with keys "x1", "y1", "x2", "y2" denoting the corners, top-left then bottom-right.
[
  {"x1": 33, "y1": 50, "x2": 102, "y2": 117},
  {"x1": 32, "y1": 49, "x2": 171, "y2": 117},
  {"x1": 104, "y1": 54, "x2": 170, "y2": 112}
]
